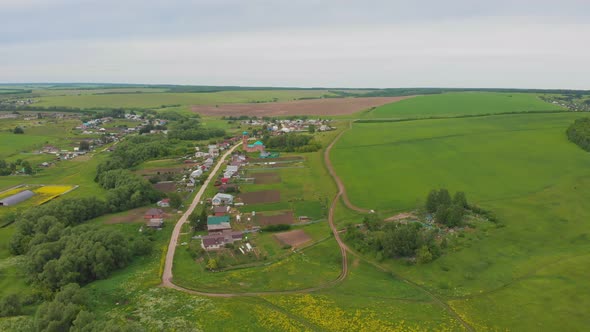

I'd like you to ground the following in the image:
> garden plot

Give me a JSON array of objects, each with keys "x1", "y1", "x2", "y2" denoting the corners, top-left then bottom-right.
[
  {"x1": 239, "y1": 190, "x2": 280, "y2": 204},
  {"x1": 274, "y1": 229, "x2": 311, "y2": 248},
  {"x1": 256, "y1": 211, "x2": 294, "y2": 225}
]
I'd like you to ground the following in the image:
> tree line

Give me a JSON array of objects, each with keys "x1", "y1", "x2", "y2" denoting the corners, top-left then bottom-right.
[
  {"x1": 0, "y1": 159, "x2": 33, "y2": 175},
  {"x1": 566, "y1": 117, "x2": 590, "y2": 152},
  {"x1": 167, "y1": 118, "x2": 225, "y2": 141},
  {"x1": 263, "y1": 133, "x2": 321, "y2": 152}
]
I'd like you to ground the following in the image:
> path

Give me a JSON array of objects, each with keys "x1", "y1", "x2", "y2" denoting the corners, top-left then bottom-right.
[{"x1": 323, "y1": 122, "x2": 372, "y2": 213}]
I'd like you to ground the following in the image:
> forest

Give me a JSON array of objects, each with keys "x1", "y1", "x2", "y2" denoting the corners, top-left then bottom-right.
[{"x1": 567, "y1": 117, "x2": 590, "y2": 151}]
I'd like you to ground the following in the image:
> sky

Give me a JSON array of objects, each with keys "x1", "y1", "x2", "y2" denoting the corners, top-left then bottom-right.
[{"x1": 0, "y1": 0, "x2": 589, "y2": 89}]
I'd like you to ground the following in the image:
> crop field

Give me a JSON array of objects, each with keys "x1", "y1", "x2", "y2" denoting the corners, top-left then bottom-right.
[
  {"x1": 191, "y1": 96, "x2": 412, "y2": 116},
  {"x1": 33, "y1": 90, "x2": 337, "y2": 109},
  {"x1": 331, "y1": 111, "x2": 590, "y2": 330},
  {"x1": 361, "y1": 92, "x2": 563, "y2": 119}
]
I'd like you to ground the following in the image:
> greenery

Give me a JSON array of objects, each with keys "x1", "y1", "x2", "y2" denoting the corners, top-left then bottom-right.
[
  {"x1": 263, "y1": 133, "x2": 321, "y2": 152},
  {"x1": 13, "y1": 127, "x2": 24, "y2": 134},
  {"x1": 362, "y1": 92, "x2": 563, "y2": 119},
  {"x1": 261, "y1": 224, "x2": 291, "y2": 232},
  {"x1": 168, "y1": 118, "x2": 225, "y2": 141},
  {"x1": 426, "y1": 188, "x2": 468, "y2": 227},
  {"x1": 566, "y1": 117, "x2": 590, "y2": 151}
]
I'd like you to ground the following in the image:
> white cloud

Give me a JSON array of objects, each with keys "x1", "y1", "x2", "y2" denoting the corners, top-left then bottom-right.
[{"x1": 0, "y1": 17, "x2": 588, "y2": 88}]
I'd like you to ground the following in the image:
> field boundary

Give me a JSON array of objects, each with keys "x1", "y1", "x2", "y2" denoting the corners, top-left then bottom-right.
[{"x1": 355, "y1": 109, "x2": 568, "y2": 124}]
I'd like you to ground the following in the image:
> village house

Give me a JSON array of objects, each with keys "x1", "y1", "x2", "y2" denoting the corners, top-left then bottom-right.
[
  {"x1": 157, "y1": 198, "x2": 170, "y2": 208},
  {"x1": 207, "y1": 215, "x2": 232, "y2": 232},
  {"x1": 201, "y1": 230, "x2": 243, "y2": 250},
  {"x1": 212, "y1": 193, "x2": 233, "y2": 206},
  {"x1": 144, "y1": 208, "x2": 165, "y2": 228}
]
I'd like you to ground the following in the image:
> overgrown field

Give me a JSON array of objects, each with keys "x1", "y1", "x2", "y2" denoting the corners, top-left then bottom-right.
[
  {"x1": 331, "y1": 111, "x2": 590, "y2": 330},
  {"x1": 361, "y1": 92, "x2": 563, "y2": 119},
  {"x1": 34, "y1": 90, "x2": 336, "y2": 109}
]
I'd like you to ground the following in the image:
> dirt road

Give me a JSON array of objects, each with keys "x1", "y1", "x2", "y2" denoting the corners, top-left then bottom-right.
[{"x1": 323, "y1": 123, "x2": 372, "y2": 213}]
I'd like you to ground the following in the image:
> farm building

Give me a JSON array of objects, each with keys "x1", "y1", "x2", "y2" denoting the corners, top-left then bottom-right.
[
  {"x1": 144, "y1": 208, "x2": 164, "y2": 219},
  {"x1": 190, "y1": 169, "x2": 203, "y2": 178},
  {"x1": 242, "y1": 131, "x2": 266, "y2": 152},
  {"x1": 146, "y1": 218, "x2": 164, "y2": 229},
  {"x1": 213, "y1": 205, "x2": 230, "y2": 216},
  {"x1": 0, "y1": 190, "x2": 35, "y2": 206},
  {"x1": 207, "y1": 215, "x2": 231, "y2": 232},
  {"x1": 212, "y1": 193, "x2": 233, "y2": 206},
  {"x1": 201, "y1": 231, "x2": 243, "y2": 250}
]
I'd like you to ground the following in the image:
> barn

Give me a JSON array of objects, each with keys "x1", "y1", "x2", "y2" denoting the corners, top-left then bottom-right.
[{"x1": 0, "y1": 190, "x2": 35, "y2": 206}]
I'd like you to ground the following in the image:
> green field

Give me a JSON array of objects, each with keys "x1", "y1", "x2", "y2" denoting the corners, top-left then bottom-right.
[
  {"x1": 331, "y1": 111, "x2": 590, "y2": 330},
  {"x1": 362, "y1": 92, "x2": 563, "y2": 119},
  {"x1": 34, "y1": 90, "x2": 336, "y2": 109}
]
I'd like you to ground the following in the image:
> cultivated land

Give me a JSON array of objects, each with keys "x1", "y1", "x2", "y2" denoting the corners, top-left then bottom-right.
[
  {"x1": 331, "y1": 110, "x2": 590, "y2": 330},
  {"x1": 33, "y1": 90, "x2": 338, "y2": 109},
  {"x1": 191, "y1": 96, "x2": 413, "y2": 116},
  {"x1": 361, "y1": 92, "x2": 564, "y2": 119},
  {"x1": 2, "y1": 87, "x2": 590, "y2": 331}
]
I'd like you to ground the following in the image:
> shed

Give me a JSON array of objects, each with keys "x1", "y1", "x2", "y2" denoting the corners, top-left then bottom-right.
[{"x1": 0, "y1": 190, "x2": 35, "y2": 206}]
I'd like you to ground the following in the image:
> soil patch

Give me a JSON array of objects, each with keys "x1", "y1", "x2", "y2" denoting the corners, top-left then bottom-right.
[
  {"x1": 251, "y1": 172, "x2": 281, "y2": 184},
  {"x1": 274, "y1": 229, "x2": 311, "y2": 248},
  {"x1": 258, "y1": 211, "x2": 294, "y2": 226},
  {"x1": 104, "y1": 207, "x2": 165, "y2": 224},
  {"x1": 239, "y1": 190, "x2": 280, "y2": 204},
  {"x1": 191, "y1": 96, "x2": 414, "y2": 116},
  {"x1": 153, "y1": 181, "x2": 176, "y2": 193}
]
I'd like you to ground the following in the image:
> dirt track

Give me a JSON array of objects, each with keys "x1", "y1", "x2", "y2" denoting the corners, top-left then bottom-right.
[
  {"x1": 191, "y1": 96, "x2": 413, "y2": 116},
  {"x1": 323, "y1": 122, "x2": 372, "y2": 213}
]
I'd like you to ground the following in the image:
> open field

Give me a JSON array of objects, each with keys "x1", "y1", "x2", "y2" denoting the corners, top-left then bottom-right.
[
  {"x1": 361, "y1": 92, "x2": 563, "y2": 119},
  {"x1": 33, "y1": 90, "x2": 337, "y2": 109},
  {"x1": 191, "y1": 96, "x2": 412, "y2": 116},
  {"x1": 331, "y1": 111, "x2": 590, "y2": 330}
]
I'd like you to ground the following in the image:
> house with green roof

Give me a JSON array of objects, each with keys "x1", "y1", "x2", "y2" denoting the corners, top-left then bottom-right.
[{"x1": 207, "y1": 215, "x2": 231, "y2": 232}]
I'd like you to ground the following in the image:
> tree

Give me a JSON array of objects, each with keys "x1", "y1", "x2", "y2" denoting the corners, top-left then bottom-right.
[
  {"x1": 168, "y1": 192, "x2": 183, "y2": 209},
  {"x1": 446, "y1": 204, "x2": 465, "y2": 227},
  {"x1": 435, "y1": 205, "x2": 449, "y2": 225},
  {"x1": 79, "y1": 140, "x2": 90, "y2": 151},
  {"x1": 308, "y1": 124, "x2": 316, "y2": 133},
  {"x1": 22, "y1": 160, "x2": 33, "y2": 174},
  {"x1": 206, "y1": 258, "x2": 218, "y2": 270},
  {"x1": 13, "y1": 126, "x2": 24, "y2": 134},
  {"x1": 437, "y1": 189, "x2": 451, "y2": 207},
  {"x1": 416, "y1": 245, "x2": 433, "y2": 264},
  {"x1": 35, "y1": 283, "x2": 87, "y2": 332},
  {"x1": 0, "y1": 294, "x2": 22, "y2": 317},
  {"x1": 426, "y1": 189, "x2": 438, "y2": 213},
  {"x1": 453, "y1": 191, "x2": 468, "y2": 208}
]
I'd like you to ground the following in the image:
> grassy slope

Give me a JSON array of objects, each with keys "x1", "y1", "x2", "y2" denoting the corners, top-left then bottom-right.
[
  {"x1": 331, "y1": 112, "x2": 590, "y2": 330},
  {"x1": 362, "y1": 92, "x2": 563, "y2": 119},
  {"x1": 34, "y1": 90, "x2": 335, "y2": 109}
]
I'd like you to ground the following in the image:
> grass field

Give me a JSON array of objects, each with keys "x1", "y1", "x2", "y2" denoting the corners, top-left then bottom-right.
[
  {"x1": 34, "y1": 90, "x2": 336, "y2": 109},
  {"x1": 331, "y1": 111, "x2": 590, "y2": 330},
  {"x1": 361, "y1": 92, "x2": 563, "y2": 119}
]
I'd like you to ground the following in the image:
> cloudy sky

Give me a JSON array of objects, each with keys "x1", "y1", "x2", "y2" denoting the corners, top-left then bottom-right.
[{"x1": 0, "y1": 0, "x2": 589, "y2": 89}]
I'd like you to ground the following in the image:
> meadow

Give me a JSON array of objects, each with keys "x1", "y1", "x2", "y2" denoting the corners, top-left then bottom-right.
[
  {"x1": 331, "y1": 111, "x2": 590, "y2": 330},
  {"x1": 34, "y1": 90, "x2": 336, "y2": 109},
  {"x1": 361, "y1": 92, "x2": 564, "y2": 119}
]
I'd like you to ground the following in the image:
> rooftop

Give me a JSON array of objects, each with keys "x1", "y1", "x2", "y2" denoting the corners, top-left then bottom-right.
[{"x1": 207, "y1": 215, "x2": 230, "y2": 225}]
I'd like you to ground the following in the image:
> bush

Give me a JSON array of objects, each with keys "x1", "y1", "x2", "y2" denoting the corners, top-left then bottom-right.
[
  {"x1": 262, "y1": 224, "x2": 291, "y2": 232},
  {"x1": 0, "y1": 294, "x2": 22, "y2": 317}
]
